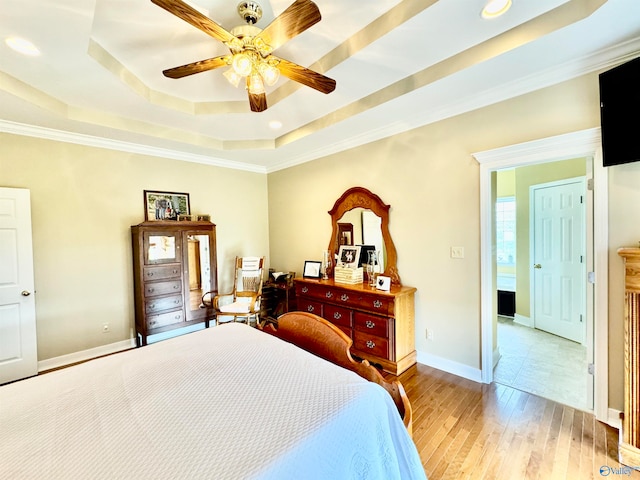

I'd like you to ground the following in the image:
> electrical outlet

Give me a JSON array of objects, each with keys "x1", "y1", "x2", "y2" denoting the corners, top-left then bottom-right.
[
  {"x1": 451, "y1": 246, "x2": 465, "y2": 259},
  {"x1": 426, "y1": 328, "x2": 433, "y2": 341},
  {"x1": 102, "y1": 322, "x2": 110, "y2": 333}
]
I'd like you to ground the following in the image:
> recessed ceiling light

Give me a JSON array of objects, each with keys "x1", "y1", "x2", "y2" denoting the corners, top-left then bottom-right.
[
  {"x1": 481, "y1": 0, "x2": 512, "y2": 19},
  {"x1": 268, "y1": 120, "x2": 282, "y2": 130},
  {"x1": 6, "y1": 37, "x2": 40, "y2": 56}
]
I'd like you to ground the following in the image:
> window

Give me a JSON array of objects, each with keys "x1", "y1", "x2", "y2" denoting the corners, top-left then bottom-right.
[{"x1": 495, "y1": 197, "x2": 516, "y2": 266}]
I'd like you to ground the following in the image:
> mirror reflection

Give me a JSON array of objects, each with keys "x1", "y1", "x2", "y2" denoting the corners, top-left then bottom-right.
[
  {"x1": 148, "y1": 235, "x2": 175, "y2": 261},
  {"x1": 187, "y1": 234, "x2": 212, "y2": 311},
  {"x1": 336, "y1": 208, "x2": 386, "y2": 270}
]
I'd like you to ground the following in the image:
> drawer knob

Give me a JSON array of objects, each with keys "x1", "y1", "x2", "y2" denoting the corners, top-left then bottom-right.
[
  {"x1": 307, "y1": 305, "x2": 315, "y2": 313},
  {"x1": 174, "y1": 285, "x2": 179, "y2": 289},
  {"x1": 149, "y1": 304, "x2": 156, "y2": 310},
  {"x1": 366, "y1": 340, "x2": 376, "y2": 349},
  {"x1": 373, "y1": 300, "x2": 383, "y2": 308},
  {"x1": 147, "y1": 272, "x2": 154, "y2": 277},
  {"x1": 340, "y1": 294, "x2": 349, "y2": 302},
  {"x1": 333, "y1": 312, "x2": 342, "y2": 320},
  {"x1": 147, "y1": 288, "x2": 155, "y2": 293},
  {"x1": 325, "y1": 291, "x2": 334, "y2": 298},
  {"x1": 365, "y1": 320, "x2": 375, "y2": 329},
  {"x1": 302, "y1": 287, "x2": 309, "y2": 293}
]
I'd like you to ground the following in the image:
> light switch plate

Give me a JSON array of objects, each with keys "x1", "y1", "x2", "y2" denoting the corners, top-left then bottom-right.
[{"x1": 451, "y1": 246, "x2": 464, "y2": 259}]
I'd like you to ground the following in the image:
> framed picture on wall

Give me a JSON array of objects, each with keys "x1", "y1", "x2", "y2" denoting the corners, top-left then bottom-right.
[
  {"x1": 303, "y1": 260, "x2": 322, "y2": 279},
  {"x1": 144, "y1": 190, "x2": 190, "y2": 221}
]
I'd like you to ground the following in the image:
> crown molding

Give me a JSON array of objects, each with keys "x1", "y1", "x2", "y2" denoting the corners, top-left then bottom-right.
[{"x1": 0, "y1": 120, "x2": 267, "y2": 174}]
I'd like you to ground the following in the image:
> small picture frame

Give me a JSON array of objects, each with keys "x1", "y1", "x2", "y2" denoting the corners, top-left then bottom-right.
[
  {"x1": 337, "y1": 245, "x2": 361, "y2": 269},
  {"x1": 303, "y1": 260, "x2": 322, "y2": 279},
  {"x1": 177, "y1": 214, "x2": 194, "y2": 221},
  {"x1": 144, "y1": 190, "x2": 190, "y2": 221},
  {"x1": 196, "y1": 214, "x2": 211, "y2": 222},
  {"x1": 376, "y1": 275, "x2": 391, "y2": 291}
]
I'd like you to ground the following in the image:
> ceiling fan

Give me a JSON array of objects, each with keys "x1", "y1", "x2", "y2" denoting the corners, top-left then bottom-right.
[{"x1": 151, "y1": 0, "x2": 336, "y2": 112}]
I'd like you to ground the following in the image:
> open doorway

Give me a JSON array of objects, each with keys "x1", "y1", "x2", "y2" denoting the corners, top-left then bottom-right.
[
  {"x1": 491, "y1": 161, "x2": 590, "y2": 411},
  {"x1": 474, "y1": 127, "x2": 610, "y2": 422}
]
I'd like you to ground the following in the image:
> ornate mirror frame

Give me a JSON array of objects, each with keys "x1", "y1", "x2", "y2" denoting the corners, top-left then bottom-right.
[{"x1": 328, "y1": 186, "x2": 401, "y2": 286}]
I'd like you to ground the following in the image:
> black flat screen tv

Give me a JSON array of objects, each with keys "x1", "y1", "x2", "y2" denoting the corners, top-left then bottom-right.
[{"x1": 599, "y1": 55, "x2": 640, "y2": 167}]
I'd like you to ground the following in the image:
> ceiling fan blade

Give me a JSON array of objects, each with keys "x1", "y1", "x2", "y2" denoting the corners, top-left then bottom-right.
[
  {"x1": 255, "y1": 0, "x2": 321, "y2": 52},
  {"x1": 248, "y1": 90, "x2": 268, "y2": 112},
  {"x1": 151, "y1": 0, "x2": 235, "y2": 44},
  {"x1": 276, "y1": 57, "x2": 336, "y2": 94},
  {"x1": 163, "y1": 56, "x2": 229, "y2": 79}
]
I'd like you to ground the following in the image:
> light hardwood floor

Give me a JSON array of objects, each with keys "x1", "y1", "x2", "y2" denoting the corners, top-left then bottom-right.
[{"x1": 395, "y1": 363, "x2": 640, "y2": 480}]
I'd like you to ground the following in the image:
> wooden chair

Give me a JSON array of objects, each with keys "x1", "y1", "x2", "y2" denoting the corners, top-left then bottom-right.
[
  {"x1": 202, "y1": 256, "x2": 265, "y2": 326},
  {"x1": 260, "y1": 311, "x2": 413, "y2": 436}
]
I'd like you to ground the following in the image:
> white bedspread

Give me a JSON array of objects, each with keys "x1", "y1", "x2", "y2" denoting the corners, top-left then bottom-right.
[{"x1": 1, "y1": 323, "x2": 426, "y2": 479}]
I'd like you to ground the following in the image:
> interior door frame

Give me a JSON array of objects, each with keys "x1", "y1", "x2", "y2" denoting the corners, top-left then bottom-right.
[{"x1": 474, "y1": 127, "x2": 609, "y2": 423}]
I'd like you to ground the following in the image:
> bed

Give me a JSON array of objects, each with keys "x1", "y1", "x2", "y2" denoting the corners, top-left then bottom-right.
[{"x1": 1, "y1": 312, "x2": 426, "y2": 479}]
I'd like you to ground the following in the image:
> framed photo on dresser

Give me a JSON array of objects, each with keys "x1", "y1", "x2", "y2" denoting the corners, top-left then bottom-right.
[
  {"x1": 303, "y1": 260, "x2": 322, "y2": 279},
  {"x1": 337, "y1": 245, "x2": 361, "y2": 269}
]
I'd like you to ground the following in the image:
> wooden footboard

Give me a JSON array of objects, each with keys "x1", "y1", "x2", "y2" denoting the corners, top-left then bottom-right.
[{"x1": 260, "y1": 311, "x2": 413, "y2": 436}]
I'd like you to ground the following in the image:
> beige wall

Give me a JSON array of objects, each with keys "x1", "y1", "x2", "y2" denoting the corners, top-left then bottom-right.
[
  {"x1": 0, "y1": 134, "x2": 269, "y2": 360},
  {"x1": 268, "y1": 71, "x2": 633, "y2": 410}
]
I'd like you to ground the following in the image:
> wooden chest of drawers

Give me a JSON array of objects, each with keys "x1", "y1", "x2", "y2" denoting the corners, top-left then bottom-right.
[
  {"x1": 294, "y1": 278, "x2": 416, "y2": 374},
  {"x1": 132, "y1": 221, "x2": 217, "y2": 346}
]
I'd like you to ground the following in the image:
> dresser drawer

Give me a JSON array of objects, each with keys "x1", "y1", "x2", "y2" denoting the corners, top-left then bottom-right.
[
  {"x1": 143, "y1": 264, "x2": 181, "y2": 281},
  {"x1": 353, "y1": 331, "x2": 389, "y2": 360},
  {"x1": 351, "y1": 294, "x2": 392, "y2": 315},
  {"x1": 296, "y1": 282, "x2": 332, "y2": 301},
  {"x1": 147, "y1": 309, "x2": 184, "y2": 329},
  {"x1": 297, "y1": 298, "x2": 323, "y2": 316},
  {"x1": 145, "y1": 294, "x2": 183, "y2": 314},
  {"x1": 323, "y1": 304, "x2": 352, "y2": 329},
  {"x1": 353, "y1": 311, "x2": 389, "y2": 338},
  {"x1": 143, "y1": 280, "x2": 182, "y2": 298}
]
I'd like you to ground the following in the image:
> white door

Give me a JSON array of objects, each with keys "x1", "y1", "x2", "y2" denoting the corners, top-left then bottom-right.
[
  {"x1": 531, "y1": 178, "x2": 586, "y2": 343},
  {"x1": 0, "y1": 187, "x2": 37, "y2": 384}
]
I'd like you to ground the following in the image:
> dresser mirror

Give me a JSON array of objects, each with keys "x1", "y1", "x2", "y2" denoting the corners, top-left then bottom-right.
[{"x1": 328, "y1": 187, "x2": 401, "y2": 285}]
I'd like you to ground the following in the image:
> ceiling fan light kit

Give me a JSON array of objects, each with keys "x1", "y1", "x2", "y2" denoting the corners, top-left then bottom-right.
[{"x1": 151, "y1": 0, "x2": 336, "y2": 112}]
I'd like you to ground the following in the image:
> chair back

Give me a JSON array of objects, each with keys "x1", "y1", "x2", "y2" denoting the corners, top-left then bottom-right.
[{"x1": 233, "y1": 256, "x2": 264, "y2": 299}]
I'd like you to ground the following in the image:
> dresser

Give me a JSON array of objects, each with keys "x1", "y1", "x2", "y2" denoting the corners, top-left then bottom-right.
[
  {"x1": 131, "y1": 221, "x2": 217, "y2": 346},
  {"x1": 294, "y1": 277, "x2": 416, "y2": 375}
]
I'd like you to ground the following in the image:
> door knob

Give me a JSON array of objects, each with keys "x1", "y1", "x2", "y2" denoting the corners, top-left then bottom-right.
[
  {"x1": 21, "y1": 290, "x2": 31, "y2": 296},
  {"x1": 533, "y1": 264, "x2": 542, "y2": 269}
]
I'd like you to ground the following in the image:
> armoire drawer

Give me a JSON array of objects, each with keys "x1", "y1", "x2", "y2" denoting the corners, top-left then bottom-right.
[
  {"x1": 143, "y1": 280, "x2": 182, "y2": 298},
  {"x1": 143, "y1": 264, "x2": 181, "y2": 281},
  {"x1": 145, "y1": 294, "x2": 183, "y2": 314},
  {"x1": 147, "y1": 309, "x2": 184, "y2": 329}
]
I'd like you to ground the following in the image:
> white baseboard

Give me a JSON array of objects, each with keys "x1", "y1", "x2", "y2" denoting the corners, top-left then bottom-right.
[
  {"x1": 38, "y1": 338, "x2": 136, "y2": 372},
  {"x1": 416, "y1": 350, "x2": 483, "y2": 383},
  {"x1": 514, "y1": 313, "x2": 533, "y2": 328}
]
